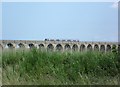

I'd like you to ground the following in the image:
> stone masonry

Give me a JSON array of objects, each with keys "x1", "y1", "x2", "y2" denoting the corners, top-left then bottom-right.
[{"x1": 0, "y1": 40, "x2": 119, "y2": 52}]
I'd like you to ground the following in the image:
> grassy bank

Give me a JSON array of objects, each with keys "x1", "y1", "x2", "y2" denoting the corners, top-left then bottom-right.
[{"x1": 2, "y1": 49, "x2": 120, "y2": 85}]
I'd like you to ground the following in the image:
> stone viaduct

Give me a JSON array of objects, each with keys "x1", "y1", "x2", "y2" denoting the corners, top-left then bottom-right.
[{"x1": 0, "y1": 40, "x2": 119, "y2": 52}]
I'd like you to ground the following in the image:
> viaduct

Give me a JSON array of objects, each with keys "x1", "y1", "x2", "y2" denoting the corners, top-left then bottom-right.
[{"x1": 0, "y1": 40, "x2": 119, "y2": 52}]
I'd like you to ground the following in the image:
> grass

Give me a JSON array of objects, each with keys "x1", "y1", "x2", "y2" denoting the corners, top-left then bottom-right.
[{"x1": 1, "y1": 48, "x2": 120, "y2": 85}]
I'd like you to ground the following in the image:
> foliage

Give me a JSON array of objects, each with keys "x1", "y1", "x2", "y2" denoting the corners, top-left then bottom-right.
[{"x1": 2, "y1": 49, "x2": 120, "y2": 85}]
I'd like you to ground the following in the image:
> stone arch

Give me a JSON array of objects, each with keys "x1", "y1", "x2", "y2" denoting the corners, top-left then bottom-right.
[
  {"x1": 29, "y1": 43, "x2": 35, "y2": 48},
  {"x1": 112, "y1": 44, "x2": 117, "y2": 53},
  {"x1": 87, "y1": 44, "x2": 92, "y2": 51},
  {"x1": 56, "y1": 44, "x2": 63, "y2": 51},
  {"x1": 72, "y1": 44, "x2": 78, "y2": 51},
  {"x1": 18, "y1": 43, "x2": 25, "y2": 48},
  {"x1": 94, "y1": 44, "x2": 99, "y2": 51},
  {"x1": 100, "y1": 45, "x2": 105, "y2": 52},
  {"x1": 80, "y1": 44, "x2": 85, "y2": 51},
  {"x1": 39, "y1": 44, "x2": 44, "y2": 50},
  {"x1": 112, "y1": 44, "x2": 116, "y2": 49},
  {"x1": 64, "y1": 44, "x2": 71, "y2": 51},
  {"x1": 7, "y1": 43, "x2": 14, "y2": 49},
  {"x1": 106, "y1": 44, "x2": 111, "y2": 52},
  {"x1": 47, "y1": 44, "x2": 54, "y2": 51}
]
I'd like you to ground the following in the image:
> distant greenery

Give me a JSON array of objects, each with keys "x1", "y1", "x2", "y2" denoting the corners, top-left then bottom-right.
[{"x1": 2, "y1": 48, "x2": 120, "y2": 85}]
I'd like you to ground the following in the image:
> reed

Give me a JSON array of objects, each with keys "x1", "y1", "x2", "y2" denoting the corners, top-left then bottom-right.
[{"x1": 2, "y1": 48, "x2": 120, "y2": 85}]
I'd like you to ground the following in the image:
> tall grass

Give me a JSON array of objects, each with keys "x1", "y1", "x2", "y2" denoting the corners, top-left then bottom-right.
[{"x1": 2, "y1": 48, "x2": 120, "y2": 85}]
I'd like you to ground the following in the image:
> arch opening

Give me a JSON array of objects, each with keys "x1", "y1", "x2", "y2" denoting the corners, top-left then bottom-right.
[
  {"x1": 72, "y1": 44, "x2": 78, "y2": 51},
  {"x1": 112, "y1": 44, "x2": 116, "y2": 49},
  {"x1": 80, "y1": 44, "x2": 85, "y2": 52},
  {"x1": 64, "y1": 44, "x2": 71, "y2": 51},
  {"x1": 100, "y1": 45, "x2": 105, "y2": 52},
  {"x1": 39, "y1": 44, "x2": 44, "y2": 50},
  {"x1": 94, "y1": 44, "x2": 99, "y2": 51},
  {"x1": 106, "y1": 45, "x2": 111, "y2": 52},
  {"x1": 112, "y1": 44, "x2": 117, "y2": 53},
  {"x1": 18, "y1": 43, "x2": 25, "y2": 48},
  {"x1": 47, "y1": 44, "x2": 54, "y2": 51},
  {"x1": 7, "y1": 43, "x2": 14, "y2": 49},
  {"x1": 29, "y1": 43, "x2": 35, "y2": 48},
  {"x1": 56, "y1": 44, "x2": 63, "y2": 51},
  {"x1": 87, "y1": 44, "x2": 92, "y2": 51}
]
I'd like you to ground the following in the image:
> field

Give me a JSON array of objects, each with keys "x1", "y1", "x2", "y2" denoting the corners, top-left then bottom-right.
[{"x1": 1, "y1": 49, "x2": 120, "y2": 85}]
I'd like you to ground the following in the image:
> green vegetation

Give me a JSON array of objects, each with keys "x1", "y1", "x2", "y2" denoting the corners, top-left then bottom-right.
[{"x1": 2, "y1": 49, "x2": 120, "y2": 85}]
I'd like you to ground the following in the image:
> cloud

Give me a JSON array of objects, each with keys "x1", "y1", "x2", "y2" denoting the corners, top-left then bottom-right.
[{"x1": 111, "y1": 1, "x2": 119, "y2": 8}]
